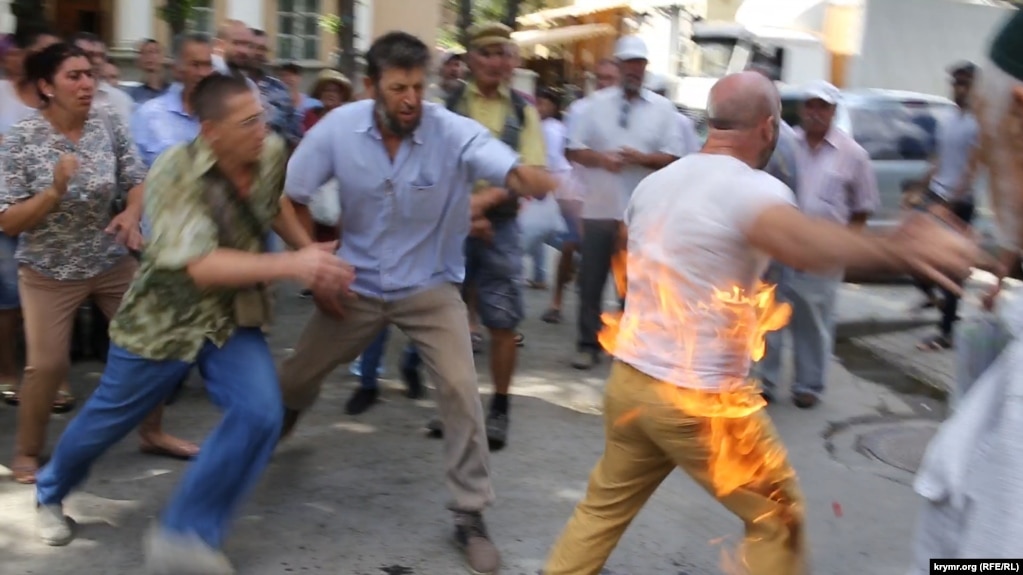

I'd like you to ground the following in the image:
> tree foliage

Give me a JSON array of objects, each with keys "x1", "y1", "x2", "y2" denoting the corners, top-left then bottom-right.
[
  {"x1": 441, "y1": 0, "x2": 557, "y2": 49},
  {"x1": 158, "y1": 0, "x2": 197, "y2": 36}
]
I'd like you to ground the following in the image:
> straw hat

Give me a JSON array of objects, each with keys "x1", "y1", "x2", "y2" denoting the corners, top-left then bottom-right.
[{"x1": 311, "y1": 68, "x2": 352, "y2": 99}]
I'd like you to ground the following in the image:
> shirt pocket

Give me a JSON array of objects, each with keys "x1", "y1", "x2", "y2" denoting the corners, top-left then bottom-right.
[{"x1": 400, "y1": 180, "x2": 446, "y2": 222}]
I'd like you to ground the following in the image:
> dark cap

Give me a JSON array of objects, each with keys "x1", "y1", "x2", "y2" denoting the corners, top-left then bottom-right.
[
  {"x1": 467, "y1": 22, "x2": 513, "y2": 49},
  {"x1": 947, "y1": 60, "x2": 976, "y2": 79},
  {"x1": 990, "y1": 10, "x2": 1023, "y2": 82}
]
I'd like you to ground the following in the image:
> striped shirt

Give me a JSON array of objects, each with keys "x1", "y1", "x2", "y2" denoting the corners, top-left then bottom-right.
[{"x1": 794, "y1": 126, "x2": 879, "y2": 224}]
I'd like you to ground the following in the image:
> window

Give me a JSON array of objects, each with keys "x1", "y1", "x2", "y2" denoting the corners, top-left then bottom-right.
[
  {"x1": 846, "y1": 101, "x2": 955, "y2": 161},
  {"x1": 188, "y1": 0, "x2": 215, "y2": 35},
  {"x1": 278, "y1": 0, "x2": 321, "y2": 61}
]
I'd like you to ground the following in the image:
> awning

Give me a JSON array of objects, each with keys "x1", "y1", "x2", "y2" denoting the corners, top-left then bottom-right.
[
  {"x1": 512, "y1": 23, "x2": 618, "y2": 49},
  {"x1": 517, "y1": 0, "x2": 633, "y2": 27}
]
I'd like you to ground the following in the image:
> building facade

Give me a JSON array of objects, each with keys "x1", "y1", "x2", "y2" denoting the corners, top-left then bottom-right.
[{"x1": 0, "y1": 0, "x2": 443, "y2": 73}]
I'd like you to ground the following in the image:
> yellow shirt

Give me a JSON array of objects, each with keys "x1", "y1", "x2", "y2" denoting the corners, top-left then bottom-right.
[{"x1": 462, "y1": 81, "x2": 547, "y2": 191}]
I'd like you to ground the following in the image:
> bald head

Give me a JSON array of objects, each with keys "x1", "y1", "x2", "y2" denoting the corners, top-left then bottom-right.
[
  {"x1": 217, "y1": 19, "x2": 254, "y2": 70},
  {"x1": 706, "y1": 71, "x2": 780, "y2": 132},
  {"x1": 702, "y1": 72, "x2": 781, "y2": 169}
]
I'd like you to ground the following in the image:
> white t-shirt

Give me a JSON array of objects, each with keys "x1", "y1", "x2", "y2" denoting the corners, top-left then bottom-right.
[
  {"x1": 0, "y1": 80, "x2": 37, "y2": 135},
  {"x1": 568, "y1": 87, "x2": 684, "y2": 220},
  {"x1": 613, "y1": 154, "x2": 795, "y2": 391}
]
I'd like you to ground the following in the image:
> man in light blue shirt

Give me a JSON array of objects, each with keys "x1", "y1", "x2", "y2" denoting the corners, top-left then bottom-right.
[
  {"x1": 276, "y1": 32, "x2": 554, "y2": 575},
  {"x1": 132, "y1": 33, "x2": 215, "y2": 167}
]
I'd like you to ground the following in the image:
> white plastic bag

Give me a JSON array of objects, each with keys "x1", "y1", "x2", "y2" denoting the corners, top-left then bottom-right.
[
  {"x1": 309, "y1": 180, "x2": 341, "y2": 226},
  {"x1": 518, "y1": 194, "x2": 566, "y2": 251}
]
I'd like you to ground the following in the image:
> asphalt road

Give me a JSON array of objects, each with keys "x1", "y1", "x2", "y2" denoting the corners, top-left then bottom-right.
[{"x1": 0, "y1": 278, "x2": 948, "y2": 575}]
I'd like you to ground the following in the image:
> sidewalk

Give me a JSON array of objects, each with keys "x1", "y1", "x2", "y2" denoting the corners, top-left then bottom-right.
[{"x1": 0, "y1": 283, "x2": 941, "y2": 575}]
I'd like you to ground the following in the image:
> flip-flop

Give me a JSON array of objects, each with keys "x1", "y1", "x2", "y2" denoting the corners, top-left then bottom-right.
[
  {"x1": 541, "y1": 308, "x2": 561, "y2": 324},
  {"x1": 917, "y1": 335, "x2": 953, "y2": 352},
  {"x1": 139, "y1": 442, "x2": 199, "y2": 461},
  {"x1": 11, "y1": 462, "x2": 38, "y2": 485},
  {"x1": 51, "y1": 390, "x2": 76, "y2": 414},
  {"x1": 470, "y1": 332, "x2": 484, "y2": 354},
  {"x1": 1, "y1": 382, "x2": 18, "y2": 406},
  {"x1": 515, "y1": 332, "x2": 525, "y2": 347}
]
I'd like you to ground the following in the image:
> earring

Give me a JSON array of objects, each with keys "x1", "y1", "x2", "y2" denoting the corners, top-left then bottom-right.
[{"x1": 45, "y1": 93, "x2": 54, "y2": 98}]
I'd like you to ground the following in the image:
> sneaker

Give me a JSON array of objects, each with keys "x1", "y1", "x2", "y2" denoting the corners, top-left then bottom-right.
[
  {"x1": 345, "y1": 387, "x2": 379, "y2": 415},
  {"x1": 454, "y1": 512, "x2": 500, "y2": 575},
  {"x1": 144, "y1": 525, "x2": 235, "y2": 575},
  {"x1": 571, "y1": 350, "x2": 598, "y2": 370},
  {"x1": 37, "y1": 502, "x2": 74, "y2": 546},
  {"x1": 485, "y1": 412, "x2": 508, "y2": 451}
]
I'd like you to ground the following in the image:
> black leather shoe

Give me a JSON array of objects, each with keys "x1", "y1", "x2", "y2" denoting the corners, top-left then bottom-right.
[{"x1": 345, "y1": 388, "x2": 379, "y2": 415}]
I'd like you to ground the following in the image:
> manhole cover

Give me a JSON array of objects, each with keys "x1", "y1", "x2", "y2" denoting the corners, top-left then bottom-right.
[{"x1": 856, "y1": 422, "x2": 940, "y2": 474}]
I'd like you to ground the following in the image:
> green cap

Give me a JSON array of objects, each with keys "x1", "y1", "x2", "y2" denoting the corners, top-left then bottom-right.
[{"x1": 990, "y1": 10, "x2": 1023, "y2": 81}]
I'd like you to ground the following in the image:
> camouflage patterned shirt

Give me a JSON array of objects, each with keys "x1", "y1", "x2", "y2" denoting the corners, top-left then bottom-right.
[{"x1": 108, "y1": 135, "x2": 287, "y2": 361}]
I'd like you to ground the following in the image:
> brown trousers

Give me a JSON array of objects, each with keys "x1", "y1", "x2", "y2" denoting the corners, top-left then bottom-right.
[
  {"x1": 544, "y1": 361, "x2": 807, "y2": 575},
  {"x1": 279, "y1": 283, "x2": 494, "y2": 513},
  {"x1": 14, "y1": 257, "x2": 148, "y2": 457}
]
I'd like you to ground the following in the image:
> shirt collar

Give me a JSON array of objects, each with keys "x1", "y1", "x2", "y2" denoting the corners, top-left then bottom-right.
[
  {"x1": 796, "y1": 125, "x2": 840, "y2": 150},
  {"x1": 162, "y1": 83, "x2": 192, "y2": 118},
  {"x1": 467, "y1": 80, "x2": 511, "y2": 101},
  {"x1": 358, "y1": 100, "x2": 425, "y2": 145}
]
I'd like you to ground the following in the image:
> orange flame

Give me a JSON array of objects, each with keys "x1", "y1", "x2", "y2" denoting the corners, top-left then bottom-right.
[{"x1": 599, "y1": 248, "x2": 797, "y2": 574}]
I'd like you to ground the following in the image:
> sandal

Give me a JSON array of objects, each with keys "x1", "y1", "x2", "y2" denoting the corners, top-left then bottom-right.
[
  {"x1": 1, "y1": 382, "x2": 18, "y2": 406},
  {"x1": 51, "y1": 390, "x2": 76, "y2": 415},
  {"x1": 470, "y1": 332, "x2": 484, "y2": 354},
  {"x1": 917, "y1": 334, "x2": 953, "y2": 352},
  {"x1": 515, "y1": 332, "x2": 525, "y2": 347},
  {"x1": 541, "y1": 308, "x2": 562, "y2": 324}
]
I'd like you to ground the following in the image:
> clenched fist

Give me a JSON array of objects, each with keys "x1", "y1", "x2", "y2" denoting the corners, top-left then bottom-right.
[{"x1": 53, "y1": 154, "x2": 79, "y2": 195}]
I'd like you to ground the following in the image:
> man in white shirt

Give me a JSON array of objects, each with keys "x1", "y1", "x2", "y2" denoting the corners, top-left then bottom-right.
[
  {"x1": 566, "y1": 36, "x2": 684, "y2": 370},
  {"x1": 69, "y1": 33, "x2": 134, "y2": 125},
  {"x1": 646, "y1": 74, "x2": 702, "y2": 156},
  {"x1": 543, "y1": 71, "x2": 981, "y2": 575}
]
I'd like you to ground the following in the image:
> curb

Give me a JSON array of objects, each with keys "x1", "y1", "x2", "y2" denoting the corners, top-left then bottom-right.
[{"x1": 847, "y1": 335, "x2": 951, "y2": 401}]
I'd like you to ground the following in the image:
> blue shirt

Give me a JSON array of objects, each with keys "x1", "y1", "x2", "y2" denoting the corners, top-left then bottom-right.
[
  {"x1": 131, "y1": 83, "x2": 201, "y2": 167},
  {"x1": 286, "y1": 100, "x2": 520, "y2": 301},
  {"x1": 256, "y1": 74, "x2": 301, "y2": 147},
  {"x1": 128, "y1": 82, "x2": 169, "y2": 106}
]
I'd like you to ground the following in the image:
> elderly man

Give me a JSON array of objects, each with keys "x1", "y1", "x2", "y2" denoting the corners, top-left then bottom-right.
[
  {"x1": 909, "y1": 11, "x2": 1023, "y2": 568},
  {"x1": 757, "y1": 80, "x2": 880, "y2": 409},
  {"x1": 277, "y1": 31, "x2": 554, "y2": 575},
  {"x1": 427, "y1": 51, "x2": 466, "y2": 103},
  {"x1": 543, "y1": 71, "x2": 980, "y2": 575},
  {"x1": 567, "y1": 36, "x2": 684, "y2": 370}
]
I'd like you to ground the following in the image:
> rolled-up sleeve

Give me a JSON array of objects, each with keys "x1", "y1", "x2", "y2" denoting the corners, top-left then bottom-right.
[
  {"x1": 285, "y1": 114, "x2": 336, "y2": 205},
  {"x1": 0, "y1": 127, "x2": 32, "y2": 213},
  {"x1": 849, "y1": 148, "x2": 880, "y2": 214},
  {"x1": 451, "y1": 113, "x2": 519, "y2": 188},
  {"x1": 144, "y1": 148, "x2": 219, "y2": 270}
]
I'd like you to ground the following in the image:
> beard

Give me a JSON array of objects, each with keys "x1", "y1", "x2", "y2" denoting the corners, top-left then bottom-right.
[{"x1": 374, "y1": 96, "x2": 420, "y2": 137}]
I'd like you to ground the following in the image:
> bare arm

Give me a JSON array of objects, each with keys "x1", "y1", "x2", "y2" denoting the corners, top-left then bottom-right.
[
  {"x1": 747, "y1": 204, "x2": 900, "y2": 273},
  {"x1": 0, "y1": 186, "x2": 62, "y2": 236},
  {"x1": 272, "y1": 196, "x2": 315, "y2": 250},
  {"x1": 505, "y1": 165, "x2": 557, "y2": 199},
  {"x1": 186, "y1": 249, "x2": 298, "y2": 289},
  {"x1": 565, "y1": 148, "x2": 607, "y2": 169}
]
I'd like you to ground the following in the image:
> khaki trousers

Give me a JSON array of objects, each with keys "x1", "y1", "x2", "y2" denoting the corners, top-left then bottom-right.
[
  {"x1": 544, "y1": 361, "x2": 807, "y2": 575},
  {"x1": 15, "y1": 257, "x2": 137, "y2": 457},
  {"x1": 279, "y1": 283, "x2": 495, "y2": 512}
]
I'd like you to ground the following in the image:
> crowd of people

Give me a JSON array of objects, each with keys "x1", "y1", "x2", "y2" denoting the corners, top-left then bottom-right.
[{"x1": 0, "y1": 7, "x2": 1019, "y2": 575}]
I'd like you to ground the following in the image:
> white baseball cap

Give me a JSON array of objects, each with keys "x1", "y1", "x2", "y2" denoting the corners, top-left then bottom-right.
[
  {"x1": 614, "y1": 36, "x2": 648, "y2": 61},
  {"x1": 803, "y1": 80, "x2": 840, "y2": 105}
]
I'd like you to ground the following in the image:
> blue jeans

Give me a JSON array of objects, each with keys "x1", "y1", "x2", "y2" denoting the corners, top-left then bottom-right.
[
  {"x1": 0, "y1": 234, "x2": 19, "y2": 310},
  {"x1": 358, "y1": 328, "x2": 390, "y2": 390},
  {"x1": 35, "y1": 328, "x2": 283, "y2": 548}
]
